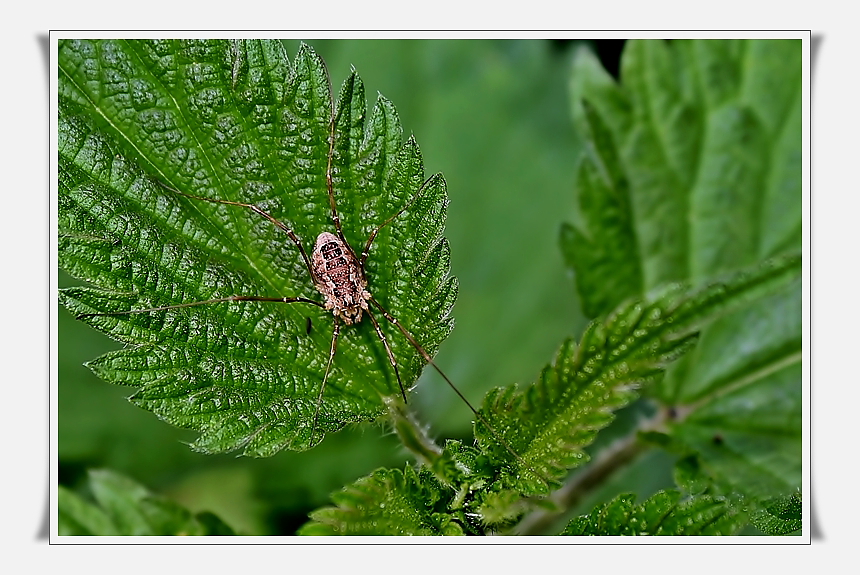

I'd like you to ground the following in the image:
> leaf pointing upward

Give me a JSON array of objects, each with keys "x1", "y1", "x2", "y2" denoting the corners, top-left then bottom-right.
[{"x1": 58, "y1": 40, "x2": 456, "y2": 455}]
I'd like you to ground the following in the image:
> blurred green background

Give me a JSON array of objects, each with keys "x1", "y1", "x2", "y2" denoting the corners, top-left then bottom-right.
[{"x1": 58, "y1": 39, "x2": 634, "y2": 534}]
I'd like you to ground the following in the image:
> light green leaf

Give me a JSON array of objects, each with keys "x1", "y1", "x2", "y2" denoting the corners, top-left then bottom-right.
[
  {"x1": 59, "y1": 485, "x2": 120, "y2": 536},
  {"x1": 59, "y1": 469, "x2": 234, "y2": 536},
  {"x1": 559, "y1": 101, "x2": 642, "y2": 319},
  {"x1": 565, "y1": 39, "x2": 800, "y2": 311},
  {"x1": 58, "y1": 40, "x2": 455, "y2": 454}
]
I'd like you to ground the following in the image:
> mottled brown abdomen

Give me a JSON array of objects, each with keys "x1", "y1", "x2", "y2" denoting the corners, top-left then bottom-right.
[{"x1": 311, "y1": 232, "x2": 370, "y2": 324}]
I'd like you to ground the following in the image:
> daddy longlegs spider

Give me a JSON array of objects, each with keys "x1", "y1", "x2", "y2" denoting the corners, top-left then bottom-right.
[{"x1": 75, "y1": 68, "x2": 547, "y2": 488}]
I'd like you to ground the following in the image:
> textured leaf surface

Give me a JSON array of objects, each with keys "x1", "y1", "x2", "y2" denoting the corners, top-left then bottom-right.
[
  {"x1": 298, "y1": 467, "x2": 464, "y2": 535},
  {"x1": 750, "y1": 492, "x2": 802, "y2": 535},
  {"x1": 563, "y1": 39, "x2": 802, "y2": 500},
  {"x1": 58, "y1": 469, "x2": 234, "y2": 536},
  {"x1": 475, "y1": 254, "x2": 800, "y2": 496},
  {"x1": 560, "y1": 490, "x2": 745, "y2": 535},
  {"x1": 58, "y1": 40, "x2": 455, "y2": 454}
]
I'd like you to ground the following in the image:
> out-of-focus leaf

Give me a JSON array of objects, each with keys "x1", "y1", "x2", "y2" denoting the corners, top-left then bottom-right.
[
  {"x1": 564, "y1": 39, "x2": 802, "y2": 501},
  {"x1": 59, "y1": 469, "x2": 235, "y2": 536}
]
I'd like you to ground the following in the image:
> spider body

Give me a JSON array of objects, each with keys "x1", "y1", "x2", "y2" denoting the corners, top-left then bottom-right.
[{"x1": 311, "y1": 231, "x2": 370, "y2": 325}]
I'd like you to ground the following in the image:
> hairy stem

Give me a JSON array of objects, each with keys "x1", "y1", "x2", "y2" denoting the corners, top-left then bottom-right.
[
  {"x1": 514, "y1": 430, "x2": 650, "y2": 535},
  {"x1": 385, "y1": 396, "x2": 443, "y2": 468}
]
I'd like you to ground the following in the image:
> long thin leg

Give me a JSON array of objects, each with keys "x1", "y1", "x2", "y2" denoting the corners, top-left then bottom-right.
[
  {"x1": 154, "y1": 180, "x2": 317, "y2": 282},
  {"x1": 311, "y1": 318, "x2": 341, "y2": 441},
  {"x1": 322, "y1": 60, "x2": 355, "y2": 261},
  {"x1": 366, "y1": 309, "x2": 407, "y2": 402},
  {"x1": 359, "y1": 175, "x2": 436, "y2": 267},
  {"x1": 76, "y1": 295, "x2": 324, "y2": 320},
  {"x1": 367, "y1": 297, "x2": 481, "y2": 415},
  {"x1": 367, "y1": 296, "x2": 551, "y2": 489}
]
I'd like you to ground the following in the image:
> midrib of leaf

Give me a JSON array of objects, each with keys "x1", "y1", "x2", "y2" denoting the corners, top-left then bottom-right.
[{"x1": 677, "y1": 347, "x2": 802, "y2": 413}]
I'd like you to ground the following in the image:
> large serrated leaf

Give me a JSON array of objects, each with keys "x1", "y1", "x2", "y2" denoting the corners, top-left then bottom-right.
[
  {"x1": 58, "y1": 39, "x2": 455, "y2": 454},
  {"x1": 563, "y1": 39, "x2": 802, "y2": 500}
]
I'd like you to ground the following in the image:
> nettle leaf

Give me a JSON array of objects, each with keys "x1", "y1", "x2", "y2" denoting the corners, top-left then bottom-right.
[
  {"x1": 58, "y1": 40, "x2": 454, "y2": 454},
  {"x1": 562, "y1": 39, "x2": 802, "y2": 500},
  {"x1": 59, "y1": 469, "x2": 234, "y2": 536},
  {"x1": 560, "y1": 490, "x2": 746, "y2": 536},
  {"x1": 750, "y1": 492, "x2": 802, "y2": 535},
  {"x1": 474, "y1": 254, "x2": 800, "y2": 497},
  {"x1": 298, "y1": 467, "x2": 465, "y2": 535}
]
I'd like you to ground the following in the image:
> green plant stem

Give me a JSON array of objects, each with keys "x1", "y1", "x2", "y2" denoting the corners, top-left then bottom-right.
[
  {"x1": 514, "y1": 427, "x2": 651, "y2": 535},
  {"x1": 385, "y1": 396, "x2": 443, "y2": 468}
]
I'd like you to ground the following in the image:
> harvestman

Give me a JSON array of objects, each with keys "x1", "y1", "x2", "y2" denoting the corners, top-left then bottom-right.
[
  {"x1": 77, "y1": 90, "x2": 543, "y2": 484},
  {"x1": 78, "y1": 171, "x2": 448, "y2": 439}
]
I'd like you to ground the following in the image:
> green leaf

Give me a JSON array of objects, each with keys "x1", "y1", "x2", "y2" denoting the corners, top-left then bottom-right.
[
  {"x1": 565, "y1": 38, "x2": 800, "y2": 313},
  {"x1": 58, "y1": 40, "x2": 455, "y2": 454},
  {"x1": 298, "y1": 467, "x2": 464, "y2": 535},
  {"x1": 559, "y1": 101, "x2": 643, "y2": 320},
  {"x1": 673, "y1": 454, "x2": 710, "y2": 495},
  {"x1": 58, "y1": 469, "x2": 235, "y2": 535},
  {"x1": 750, "y1": 492, "x2": 802, "y2": 535},
  {"x1": 474, "y1": 254, "x2": 800, "y2": 497},
  {"x1": 563, "y1": 39, "x2": 802, "y2": 501},
  {"x1": 561, "y1": 489, "x2": 746, "y2": 535},
  {"x1": 58, "y1": 485, "x2": 120, "y2": 536}
]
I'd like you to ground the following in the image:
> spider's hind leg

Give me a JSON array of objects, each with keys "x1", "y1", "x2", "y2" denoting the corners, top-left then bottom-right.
[
  {"x1": 310, "y1": 318, "x2": 342, "y2": 443},
  {"x1": 367, "y1": 309, "x2": 407, "y2": 403}
]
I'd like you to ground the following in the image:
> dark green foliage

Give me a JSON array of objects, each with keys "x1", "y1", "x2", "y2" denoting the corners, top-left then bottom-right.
[
  {"x1": 473, "y1": 254, "x2": 799, "y2": 497},
  {"x1": 298, "y1": 467, "x2": 465, "y2": 535},
  {"x1": 59, "y1": 469, "x2": 234, "y2": 536}
]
